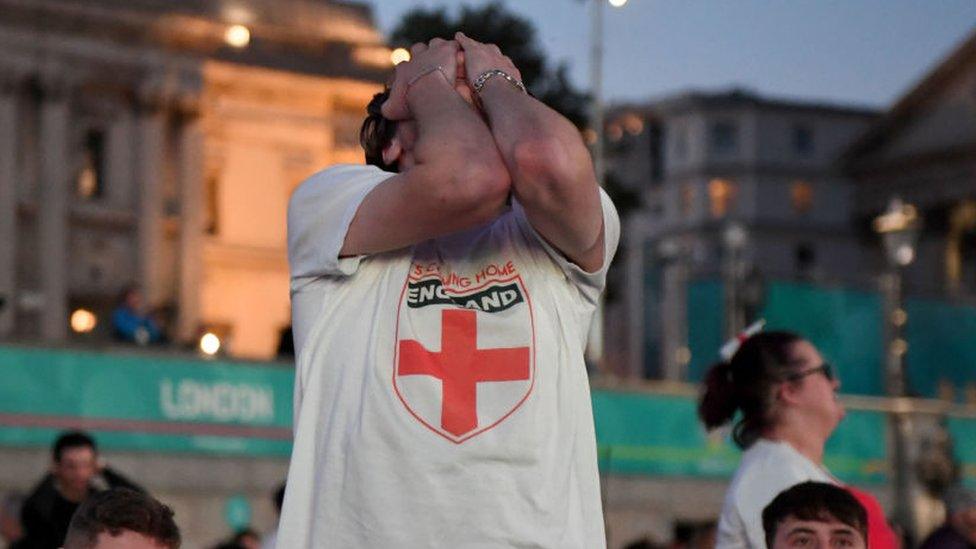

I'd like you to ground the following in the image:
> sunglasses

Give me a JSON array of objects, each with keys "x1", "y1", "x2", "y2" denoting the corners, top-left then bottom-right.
[{"x1": 785, "y1": 362, "x2": 834, "y2": 383}]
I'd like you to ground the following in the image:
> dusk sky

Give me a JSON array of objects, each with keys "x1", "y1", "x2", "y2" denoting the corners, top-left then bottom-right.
[{"x1": 370, "y1": 0, "x2": 976, "y2": 109}]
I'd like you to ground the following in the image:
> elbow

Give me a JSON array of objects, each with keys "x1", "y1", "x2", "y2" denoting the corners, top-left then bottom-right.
[{"x1": 511, "y1": 136, "x2": 592, "y2": 202}]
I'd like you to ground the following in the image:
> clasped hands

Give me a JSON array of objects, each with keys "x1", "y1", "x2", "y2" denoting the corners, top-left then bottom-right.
[{"x1": 381, "y1": 32, "x2": 523, "y2": 121}]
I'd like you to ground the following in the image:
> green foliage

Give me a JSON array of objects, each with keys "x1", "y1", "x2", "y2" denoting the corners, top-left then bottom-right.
[{"x1": 390, "y1": 2, "x2": 589, "y2": 127}]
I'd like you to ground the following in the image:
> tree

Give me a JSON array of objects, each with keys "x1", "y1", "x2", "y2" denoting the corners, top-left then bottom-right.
[{"x1": 389, "y1": 2, "x2": 589, "y2": 128}]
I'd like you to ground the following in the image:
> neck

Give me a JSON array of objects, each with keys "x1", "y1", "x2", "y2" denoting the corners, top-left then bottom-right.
[
  {"x1": 56, "y1": 481, "x2": 87, "y2": 503},
  {"x1": 764, "y1": 421, "x2": 827, "y2": 464}
]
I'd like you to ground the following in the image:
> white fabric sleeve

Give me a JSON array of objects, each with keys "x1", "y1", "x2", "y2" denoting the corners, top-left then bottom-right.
[
  {"x1": 512, "y1": 188, "x2": 620, "y2": 306},
  {"x1": 287, "y1": 164, "x2": 393, "y2": 280}
]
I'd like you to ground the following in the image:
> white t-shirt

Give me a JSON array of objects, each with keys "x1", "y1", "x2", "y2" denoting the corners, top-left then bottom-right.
[
  {"x1": 716, "y1": 438, "x2": 836, "y2": 549},
  {"x1": 279, "y1": 164, "x2": 620, "y2": 548}
]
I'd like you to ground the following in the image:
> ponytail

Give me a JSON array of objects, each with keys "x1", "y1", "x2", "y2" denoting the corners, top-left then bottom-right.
[{"x1": 698, "y1": 361, "x2": 737, "y2": 430}]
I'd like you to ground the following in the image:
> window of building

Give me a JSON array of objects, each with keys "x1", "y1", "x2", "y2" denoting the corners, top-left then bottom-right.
[
  {"x1": 76, "y1": 130, "x2": 105, "y2": 200},
  {"x1": 680, "y1": 182, "x2": 696, "y2": 217},
  {"x1": 708, "y1": 178, "x2": 737, "y2": 218},
  {"x1": 672, "y1": 125, "x2": 688, "y2": 161},
  {"x1": 792, "y1": 124, "x2": 814, "y2": 156},
  {"x1": 795, "y1": 242, "x2": 816, "y2": 278},
  {"x1": 204, "y1": 173, "x2": 220, "y2": 235},
  {"x1": 791, "y1": 180, "x2": 814, "y2": 214},
  {"x1": 709, "y1": 121, "x2": 738, "y2": 156}
]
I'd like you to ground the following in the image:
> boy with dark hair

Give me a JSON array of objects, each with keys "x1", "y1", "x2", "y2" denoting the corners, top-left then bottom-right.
[
  {"x1": 762, "y1": 482, "x2": 868, "y2": 549},
  {"x1": 21, "y1": 431, "x2": 141, "y2": 548},
  {"x1": 62, "y1": 488, "x2": 180, "y2": 549}
]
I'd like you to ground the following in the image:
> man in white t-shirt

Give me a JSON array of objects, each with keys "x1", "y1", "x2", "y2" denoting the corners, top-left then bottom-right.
[{"x1": 279, "y1": 35, "x2": 619, "y2": 548}]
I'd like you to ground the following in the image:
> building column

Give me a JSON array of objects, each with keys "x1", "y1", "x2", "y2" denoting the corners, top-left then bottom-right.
[
  {"x1": 0, "y1": 69, "x2": 26, "y2": 337},
  {"x1": 176, "y1": 99, "x2": 204, "y2": 343},
  {"x1": 135, "y1": 91, "x2": 168, "y2": 307},
  {"x1": 38, "y1": 73, "x2": 72, "y2": 341}
]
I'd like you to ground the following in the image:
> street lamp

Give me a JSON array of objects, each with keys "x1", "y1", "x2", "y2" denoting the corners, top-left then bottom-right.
[
  {"x1": 723, "y1": 222, "x2": 748, "y2": 339},
  {"x1": 586, "y1": 0, "x2": 628, "y2": 371},
  {"x1": 873, "y1": 196, "x2": 921, "y2": 543}
]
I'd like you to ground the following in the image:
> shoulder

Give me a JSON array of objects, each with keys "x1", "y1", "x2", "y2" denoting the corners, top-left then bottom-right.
[
  {"x1": 728, "y1": 441, "x2": 820, "y2": 508},
  {"x1": 290, "y1": 164, "x2": 391, "y2": 205}
]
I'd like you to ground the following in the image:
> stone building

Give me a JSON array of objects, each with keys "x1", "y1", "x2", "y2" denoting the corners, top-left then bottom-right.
[
  {"x1": 604, "y1": 90, "x2": 880, "y2": 378},
  {"x1": 845, "y1": 30, "x2": 976, "y2": 300},
  {"x1": 0, "y1": 0, "x2": 388, "y2": 358}
]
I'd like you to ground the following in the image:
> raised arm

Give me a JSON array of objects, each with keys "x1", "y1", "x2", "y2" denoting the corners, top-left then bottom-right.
[
  {"x1": 340, "y1": 39, "x2": 511, "y2": 256},
  {"x1": 456, "y1": 33, "x2": 605, "y2": 272}
]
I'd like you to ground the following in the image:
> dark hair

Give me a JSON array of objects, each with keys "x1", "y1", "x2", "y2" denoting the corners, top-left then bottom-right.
[
  {"x1": 359, "y1": 89, "x2": 399, "y2": 172},
  {"x1": 53, "y1": 431, "x2": 97, "y2": 463},
  {"x1": 762, "y1": 482, "x2": 868, "y2": 548},
  {"x1": 62, "y1": 488, "x2": 181, "y2": 549},
  {"x1": 698, "y1": 331, "x2": 805, "y2": 449}
]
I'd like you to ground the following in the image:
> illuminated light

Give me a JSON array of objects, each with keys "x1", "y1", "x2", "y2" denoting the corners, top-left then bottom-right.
[
  {"x1": 354, "y1": 46, "x2": 396, "y2": 68},
  {"x1": 607, "y1": 123, "x2": 624, "y2": 142},
  {"x1": 70, "y1": 309, "x2": 97, "y2": 333},
  {"x1": 894, "y1": 244, "x2": 915, "y2": 266},
  {"x1": 791, "y1": 180, "x2": 814, "y2": 214},
  {"x1": 675, "y1": 346, "x2": 691, "y2": 366},
  {"x1": 583, "y1": 128, "x2": 597, "y2": 145},
  {"x1": 200, "y1": 332, "x2": 222, "y2": 356},
  {"x1": 609, "y1": 0, "x2": 628, "y2": 7},
  {"x1": 892, "y1": 308, "x2": 908, "y2": 327},
  {"x1": 891, "y1": 338, "x2": 908, "y2": 357},
  {"x1": 708, "y1": 178, "x2": 737, "y2": 218},
  {"x1": 224, "y1": 25, "x2": 251, "y2": 48},
  {"x1": 873, "y1": 200, "x2": 919, "y2": 234},
  {"x1": 391, "y1": 47, "x2": 411, "y2": 66},
  {"x1": 623, "y1": 114, "x2": 644, "y2": 135}
]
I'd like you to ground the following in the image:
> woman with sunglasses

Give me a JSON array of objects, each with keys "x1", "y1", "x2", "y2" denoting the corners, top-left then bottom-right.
[{"x1": 699, "y1": 329, "x2": 899, "y2": 549}]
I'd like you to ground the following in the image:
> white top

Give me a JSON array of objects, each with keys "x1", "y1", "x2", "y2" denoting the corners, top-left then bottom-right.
[
  {"x1": 279, "y1": 164, "x2": 620, "y2": 548},
  {"x1": 716, "y1": 438, "x2": 836, "y2": 549}
]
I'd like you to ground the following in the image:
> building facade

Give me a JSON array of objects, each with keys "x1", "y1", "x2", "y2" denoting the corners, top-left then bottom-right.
[
  {"x1": 605, "y1": 90, "x2": 879, "y2": 378},
  {"x1": 0, "y1": 0, "x2": 388, "y2": 358},
  {"x1": 846, "y1": 30, "x2": 976, "y2": 301}
]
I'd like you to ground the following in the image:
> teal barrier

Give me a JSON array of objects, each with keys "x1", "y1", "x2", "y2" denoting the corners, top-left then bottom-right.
[
  {"x1": 0, "y1": 346, "x2": 294, "y2": 457},
  {"x1": 906, "y1": 299, "x2": 976, "y2": 401},
  {"x1": 683, "y1": 280, "x2": 976, "y2": 398},
  {"x1": 686, "y1": 280, "x2": 724, "y2": 382},
  {"x1": 592, "y1": 389, "x2": 889, "y2": 484},
  {"x1": 948, "y1": 417, "x2": 976, "y2": 488},
  {"x1": 762, "y1": 282, "x2": 885, "y2": 395},
  {"x1": 3, "y1": 345, "x2": 974, "y2": 487}
]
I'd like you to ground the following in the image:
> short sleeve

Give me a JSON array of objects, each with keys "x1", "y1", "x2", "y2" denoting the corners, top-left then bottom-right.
[
  {"x1": 287, "y1": 164, "x2": 393, "y2": 280},
  {"x1": 512, "y1": 188, "x2": 620, "y2": 306}
]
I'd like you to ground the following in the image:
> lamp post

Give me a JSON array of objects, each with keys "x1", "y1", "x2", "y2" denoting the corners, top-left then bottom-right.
[
  {"x1": 723, "y1": 222, "x2": 748, "y2": 339},
  {"x1": 873, "y1": 197, "x2": 921, "y2": 543},
  {"x1": 585, "y1": 0, "x2": 627, "y2": 370},
  {"x1": 590, "y1": 0, "x2": 627, "y2": 187}
]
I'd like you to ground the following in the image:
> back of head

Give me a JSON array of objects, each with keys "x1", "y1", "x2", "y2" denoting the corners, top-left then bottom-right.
[
  {"x1": 698, "y1": 331, "x2": 803, "y2": 449},
  {"x1": 761, "y1": 482, "x2": 867, "y2": 549},
  {"x1": 53, "y1": 431, "x2": 97, "y2": 462},
  {"x1": 63, "y1": 488, "x2": 181, "y2": 549}
]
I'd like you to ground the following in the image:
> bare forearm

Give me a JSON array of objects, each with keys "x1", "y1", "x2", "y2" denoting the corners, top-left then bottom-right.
[
  {"x1": 477, "y1": 77, "x2": 590, "y2": 188},
  {"x1": 409, "y1": 74, "x2": 499, "y2": 166}
]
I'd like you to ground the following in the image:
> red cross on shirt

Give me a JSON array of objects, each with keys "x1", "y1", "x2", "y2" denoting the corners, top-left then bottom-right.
[{"x1": 398, "y1": 309, "x2": 531, "y2": 437}]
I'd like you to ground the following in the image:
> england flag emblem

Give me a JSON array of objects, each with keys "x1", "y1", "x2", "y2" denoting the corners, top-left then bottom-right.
[{"x1": 393, "y1": 263, "x2": 535, "y2": 444}]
